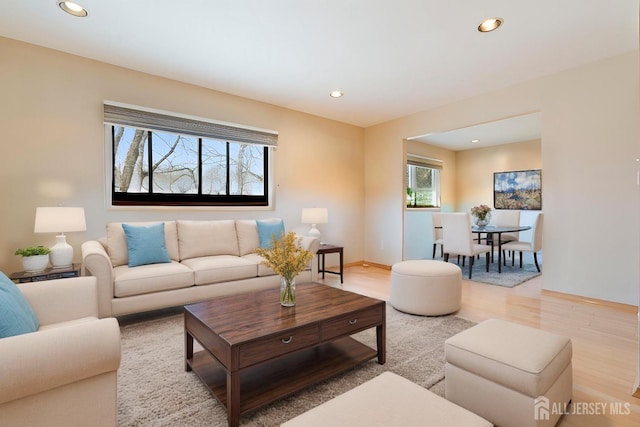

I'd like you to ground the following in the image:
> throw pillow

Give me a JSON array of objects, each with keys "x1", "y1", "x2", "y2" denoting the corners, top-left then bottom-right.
[
  {"x1": 0, "y1": 272, "x2": 39, "y2": 338},
  {"x1": 122, "y1": 223, "x2": 171, "y2": 267},
  {"x1": 256, "y1": 219, "x2": 285, "y2": 248}
]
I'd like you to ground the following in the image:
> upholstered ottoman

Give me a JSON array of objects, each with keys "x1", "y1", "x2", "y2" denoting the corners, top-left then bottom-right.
[
  {"x1": 390, "y1": 260, "x2": 462, "y2": 315},
  {"x1": 445, "y1": 319, "x2": 572, "y2": 427},
  {"x1": 281, "y1": 372, "x2": 491, "y2": 426}
]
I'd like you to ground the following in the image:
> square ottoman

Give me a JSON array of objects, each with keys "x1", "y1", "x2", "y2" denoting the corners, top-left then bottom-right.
[
  {"x1": 445, "y1": 319, "x2": 572, "y2": 427},
  {"x1": 281, "y1": 372, "x2": 491, "y2": 426}
]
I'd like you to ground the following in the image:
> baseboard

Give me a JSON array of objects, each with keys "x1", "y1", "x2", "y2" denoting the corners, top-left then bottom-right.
[
  {"x1": 541, "y1": 289, "x2": 638, "y2": 313},
  {"x1": 343, "y1": 261, "x2": 364, "y2": 269},
  {"x1": 361, "y1": 261, "x2": 391, "y2": 270},
  {"x1": 320, "y1": 261, "x2": 391, "y2": 272}
]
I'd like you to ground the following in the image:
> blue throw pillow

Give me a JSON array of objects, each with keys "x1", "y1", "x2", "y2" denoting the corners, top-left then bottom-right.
[
  {"x1": 122, "y1": 223, "x2": 171, "y2": 267},
  {"x1": 256, "y1": 220, "x2": 285, "y2": 248},
  {"x1": 0, "y1": 272, "x2": 39, "y2": 338}
]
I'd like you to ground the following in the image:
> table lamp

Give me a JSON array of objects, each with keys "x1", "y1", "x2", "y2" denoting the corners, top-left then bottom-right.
[
  {"x1": 34, "y1": 207, "x2": 87, "y2": 268},
  {"x1": 301, "y1": 208, "x2": 328, "y2": 242}
]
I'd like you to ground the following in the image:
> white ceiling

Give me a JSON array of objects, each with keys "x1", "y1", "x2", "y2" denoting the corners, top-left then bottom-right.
[
  {"x1": 1, "y1": 1, "x2": 637, "y2": 132},
  {"x1": 409, "y1": 112, "x2": 542, "y2": 151}
]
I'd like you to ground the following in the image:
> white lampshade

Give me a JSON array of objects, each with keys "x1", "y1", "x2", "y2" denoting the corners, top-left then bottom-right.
[
  {"x1": 34, "y1": 207, "x2": 86, "y2": 268},
  {"x1": 301, "y1": 208, "x2": 328, "y2": 241},
  {"x1": 34, "y1": 207, "x2": 87, "y2": 233}
]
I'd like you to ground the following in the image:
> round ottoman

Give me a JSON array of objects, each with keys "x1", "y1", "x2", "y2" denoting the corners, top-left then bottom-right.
[{"x1": 390, "y1": 260, "x2": 462, "y2": 316}]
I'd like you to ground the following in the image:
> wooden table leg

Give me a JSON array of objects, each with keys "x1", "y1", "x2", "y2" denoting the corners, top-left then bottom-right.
[
  {"x1": 339, "y1": 248, "x2": 344, "y2": 283},
  {"x1": 376, "y1": 322, "x2": 386, "y2": 365},
  {"x1": 185, "y1": 330, "x2": 193, "y2": 372},
  {"x1": 227, "y1": 371, "x2": 241, "y2": 427}
]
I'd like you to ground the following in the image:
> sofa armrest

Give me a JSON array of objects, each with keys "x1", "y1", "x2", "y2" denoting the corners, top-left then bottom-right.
[
  {"x1": 0, "y1": 318, "x2": 121, "y2": 405},
  {"x1": 18, "y1": 277, "x2": 98, "y2": 326},
  {"x1": 297, "y1": 235, "x2": 320, "y2": 279},
  {"x1": 297, "y1": 235, "x2": 320, "y2": 254},
  {"x1": 82, "y1": 240, "x2": 114, "y2": 318}
]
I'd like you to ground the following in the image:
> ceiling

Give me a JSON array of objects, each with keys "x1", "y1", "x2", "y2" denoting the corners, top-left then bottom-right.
[
  {"x1": 409, "y1": 112, "x2": 542, "y2": 151},
  {"x1": 1, "y1": 1, "x2": 637, "y2": 131}
]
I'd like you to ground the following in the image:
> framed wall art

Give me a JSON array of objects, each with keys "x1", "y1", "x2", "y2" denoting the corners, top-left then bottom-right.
[{"x1": 493, "y1": 169, "x2": 542, "y2": 210}]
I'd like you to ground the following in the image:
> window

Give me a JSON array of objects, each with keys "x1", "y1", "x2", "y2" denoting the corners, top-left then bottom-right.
[
  {"x1": 406, "y1": 156, "x2": 441, "y2": 208},
  {"x1": 106, "y1": 104, "x2": 276, "y2": 207}
]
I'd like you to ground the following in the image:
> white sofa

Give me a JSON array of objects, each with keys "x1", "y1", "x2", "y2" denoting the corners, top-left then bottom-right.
[
  {"x1": 82, "y1": 219, "x2": 320, "y2": 318},
  {"x1": 0, "y1": 276, "x2": 121, "y2": 427}
]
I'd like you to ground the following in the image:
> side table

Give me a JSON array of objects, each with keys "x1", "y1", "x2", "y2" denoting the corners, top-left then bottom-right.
[
  {"x1": 317, "y1": 244, "x2": 344, "y2": 283},
  {"x1": 9, "y1": 263, "x2": 81, "y2": 283}
]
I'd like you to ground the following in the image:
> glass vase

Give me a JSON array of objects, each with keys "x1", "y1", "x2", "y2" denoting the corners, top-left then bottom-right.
[
  {"x1": 280, "y1": 276, "x2": 296, "y2": 307},
  {"x1": 474, "y1": 212, "x2": 491, "y2": 227}
]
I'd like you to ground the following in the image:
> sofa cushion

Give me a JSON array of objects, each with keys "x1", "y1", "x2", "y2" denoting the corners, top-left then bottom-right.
[
  {"x1": 236, "y1": 220, "x2": 260, "y2": 256},
  {"x1": 177, "y1": 220, "x2": 239, "y2": 260},
  {"x1": 181, "y1": 255, "x2": 258, "y2": 285},
  {"x1": 256, "y1": 219, "x2": 285, "y2": 248},
  {"x1": 0, "y1": 273, "x2": 39, "y2": 338},
  {"x1": 122, "y1": 223, "x2": 171, "y2": 267},
  {"x1": 38, "y1": 317, "x2": 98, "y2": 331},
  {"x1": 107, "y1": 221, "x2": 179, "y2": 267},
  {"x1": 113, "y1": 262, "x2": 194, "y2": 298},
  {"x1": 241, "y1": 253, "x2": 277, "y2": 277},
  {"x1": 236, "y1": 218, "x2": 283, "y2": 256}
]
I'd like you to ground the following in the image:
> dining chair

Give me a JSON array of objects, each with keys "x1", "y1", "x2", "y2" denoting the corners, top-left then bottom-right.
[
  {"x1": 501, "y1": 213, "x2": 543, "y2": 272},
  {"x1": 441, "y1": 212, "x2": 491, "y2": 279},
  {"x1": 431, "y1": 212, "x2": 443, "y2": 259},
  {"x1": 491, "y1": 210, "x2": 521, "y2": 243}
]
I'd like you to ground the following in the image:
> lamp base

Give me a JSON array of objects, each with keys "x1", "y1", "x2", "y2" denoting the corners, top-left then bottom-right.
[
  {"x1": 308, "y1": 224, "x2": 322, "y2": 242},
  {"x1": 49, "y1": 234, "x2": 74, "y2": 268}
]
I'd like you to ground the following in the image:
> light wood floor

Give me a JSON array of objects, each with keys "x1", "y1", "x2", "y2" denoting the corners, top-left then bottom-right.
[{"x1": 317, "y1": 265, "x2": 640, "y2": 427}]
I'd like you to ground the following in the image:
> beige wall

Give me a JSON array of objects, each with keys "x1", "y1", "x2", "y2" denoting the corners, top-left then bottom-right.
[
  {"x1": 0, "y1": 37, "x2": 365, "y2": 273},
  {"x1": 456, "y1": 139, "x2": 542, "y2": 213},
  {"x1": 366, "y1": 51, "x2": 639, "y2": 305}
]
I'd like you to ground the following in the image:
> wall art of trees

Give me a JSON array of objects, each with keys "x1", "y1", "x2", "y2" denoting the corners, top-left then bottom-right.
[{"x1": 494, "y1": 169, "x2": 542, "y2": 210}]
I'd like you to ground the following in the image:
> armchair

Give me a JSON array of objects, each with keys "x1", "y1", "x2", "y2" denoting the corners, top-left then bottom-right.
[{"x1": 0, "y1": 276, "x2": 121, "y2": 427}]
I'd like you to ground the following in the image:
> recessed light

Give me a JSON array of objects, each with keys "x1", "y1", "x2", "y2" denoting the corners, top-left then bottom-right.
[
  {"x1": 329, "y1": 90, "x2": 343, "y2": 98},
  {"x1": 478, "y1": 17, "x2": 503, "y2": 33},
  {"x1": 471, "y1": 139, "x2": 480, "y2": 143},
  {"x1": 57, "y1": 1, "x2": 88, "y2": 18}
]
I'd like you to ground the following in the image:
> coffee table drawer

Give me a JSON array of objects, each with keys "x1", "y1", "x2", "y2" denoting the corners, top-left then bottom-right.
[
  {"x1": 239, "y1": 325, "x2": 320, "y2": 368},
  {"x1": 321, "y1": 307, "x2": 382, "y2": 341}
]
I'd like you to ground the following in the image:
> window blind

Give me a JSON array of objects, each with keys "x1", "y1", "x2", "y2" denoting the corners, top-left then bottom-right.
[
  {"x1": 104, "y1": 103, "x2": 278, "y2": 147},
  {"x1": 407, "y1": 155, "x2": 443, "y2": 170}
]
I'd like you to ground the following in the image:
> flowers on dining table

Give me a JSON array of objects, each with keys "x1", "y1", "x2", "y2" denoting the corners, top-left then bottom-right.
[
  {"x1": 254, "y1": 231, "x2": 314, "y2": 283},
  {"x1": 470, "y1": 204, "x2": 492, "y2": 220}
]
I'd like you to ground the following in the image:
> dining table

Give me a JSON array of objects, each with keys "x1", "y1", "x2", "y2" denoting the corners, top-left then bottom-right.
[{"x1": 471, "y1": 225, "x2": 532, "y2": 273}]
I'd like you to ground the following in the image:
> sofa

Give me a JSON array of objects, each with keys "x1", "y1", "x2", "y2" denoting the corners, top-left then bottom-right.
[
  {"x1": 0, "y1": 276, "x2": 121, "y2": 427},
  {"x1": 82, "y1": 219, "x2": 320, "y2": 318}
]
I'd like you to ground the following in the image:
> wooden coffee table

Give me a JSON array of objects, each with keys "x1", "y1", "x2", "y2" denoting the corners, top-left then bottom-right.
[{"x1": 184, "y1": 282, "x2": 386, "y2": 427}]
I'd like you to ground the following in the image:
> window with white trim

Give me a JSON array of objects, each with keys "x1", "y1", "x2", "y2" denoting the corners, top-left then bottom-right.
[
  {"x1": 406, "y1": 156, "x2": 441, "y2": 208},
  {"x1": 105, "y1": 103, "x2": 276, "y2": 207}
]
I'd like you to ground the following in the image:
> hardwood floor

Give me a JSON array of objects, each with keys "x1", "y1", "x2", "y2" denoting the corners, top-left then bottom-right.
[{"x1": 317, "y1": 264, "x2": 640, "y2": 427}]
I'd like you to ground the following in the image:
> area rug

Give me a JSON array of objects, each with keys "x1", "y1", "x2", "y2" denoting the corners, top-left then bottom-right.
[
  {"x1": 444, "y1": 251, "x2": 541, "y2": 288},
  {"x1": 117, "y1": 304, "x2": 475, "y2": 426}
]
